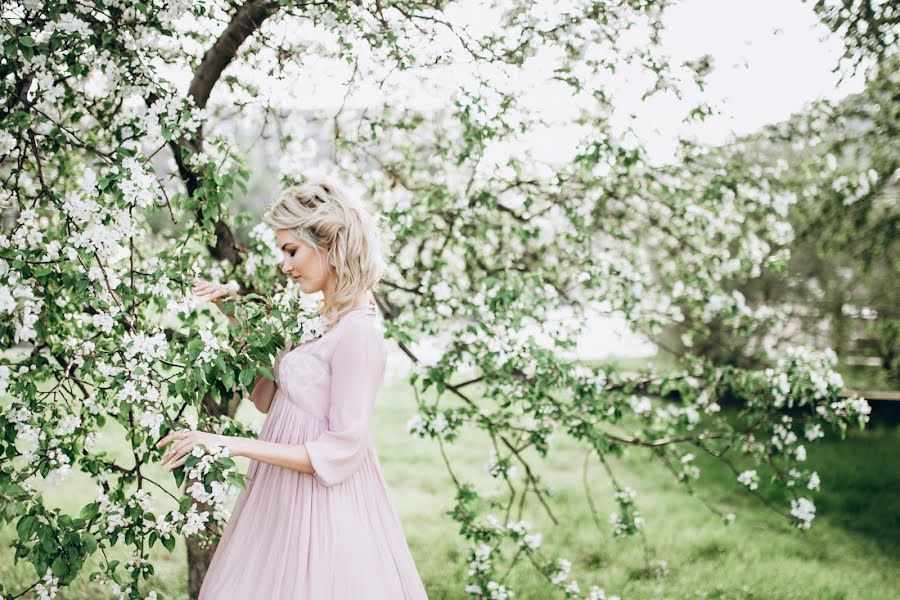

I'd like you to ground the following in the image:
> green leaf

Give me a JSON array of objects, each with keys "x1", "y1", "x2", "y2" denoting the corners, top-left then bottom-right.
[
  {"x1": 222, "y1": 368, "x2": 234, "y2": 389},
  {"x1": 19, "y1": 36, "x2": 36, "y2": 48},
  {"x1": 174, "y1": 467, "x2": 185, "y2": 488},
  {"x1": 81, "y1": 532, "x2": 98, "y2": 555},
  {"x1": 239, "y1": 368, "x2": 255, "y2": 388},
  {"x1": 79, "y1": 502, "x2": 99, "y2": 521},
  {"x1": 162, "y1": 535, "x2": 176, "y2": 552},
  {"x1": 16, "y1": 515, "x2": 36, "y2": 542},
  {"x1": 216, "y1": 456, "x2": 236, "y2": 470},
  {"x1": 51, "y1": 554, "x2": 68, "y2": 578}
]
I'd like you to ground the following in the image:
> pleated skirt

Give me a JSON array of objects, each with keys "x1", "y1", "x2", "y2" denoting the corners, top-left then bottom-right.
[{"x1": 199, "y1": 390, "x2": 429, "y2": 599}]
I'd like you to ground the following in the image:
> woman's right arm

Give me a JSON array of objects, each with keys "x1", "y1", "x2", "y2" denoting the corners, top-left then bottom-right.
[{"x1": 249, "y1": 374, "x2": 277, "y2": 414}]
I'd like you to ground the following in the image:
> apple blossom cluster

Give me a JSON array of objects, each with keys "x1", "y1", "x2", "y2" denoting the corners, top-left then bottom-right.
[
  {"x1": 770, "y1": 415, "x2": 801, "y2": 452},
  {"x1": 0, "y1": 254, "x2": 44, "y2": 343},
  {"x1": 178, "y1": 443, "x2": 243, "y2": 533},
  {"x1": 197, "y1": 322, "x2": 230, "y2": 365},
  {"x1": 34, "y1": 569, "x2": 59, "y2": 600},
  {"x1": 550, "y1": 556, "x2": 616, "y2": 598},
  {"x1": 405, "y1": 406, "x2": 465, "y2": 441},
  {"x1": 141, "y1": 95, "x2": 207, "y2": 143},
  {"x1": 790, "y1": 497, "x2": 817, "y2": 529},
  {"x1": 185, "y1": 442, "x2": 233, "y2": 483},
  {"x1": 244, "y1": 223, "x2": 284, "y2": 278},
  {"x1": 766, "y1": 346, "x2": 855, "y2": 408},
  {"x1": 117, "y1": 158, "x2": 160, "y2": 209},
  {"x1": 461, "y1": 513, "x2": 621, "y2": 599},
  {"x1": 467, "y1": 542, "x2": 493, "y2": 578},
  {"x1": 484, "y1": 449, "x2": 519, "y2": 479},
  {"x1": 786, "y1": 468, "x2": 820, "y2": 491},
  {"x1": 93, "y1": 572, "x2": 162, "y2": 600},
  {"x1": 830, "y1": 168, "x2": 880, "y2": 207},
  {"x1": 738, "y1": 469, "x2": 760, "y2": 491},
  {"x1": 569, "y1": 363, "x2": 609, "y2": 393},
  {"x1": 55, "y1": 166, "x2": 138, "y2": 264},
  {"x1": 609, "y1": 486, "x2": 644, "y2": 537},
  {"x1": 679, "y1": 452, "x2": 701, "y2": 481},
  {"x1": 187, "y1": 133, "x2": 238, "y2": 173},
  {"x1": 263, "y1": 283, "x2": 330, "y2": 347},
  {"x1": 5, "y1": 401, "x2": 77, "y2": 487},
  {"x1": 691, "y1": 387, "x2": 723, "y2": 415},
  {"x1": 462, "y1": 545, "x2": 514, "y2": 599},
  {"x1": 757, "y1": 347, "x2": 872, "y2": 441}
]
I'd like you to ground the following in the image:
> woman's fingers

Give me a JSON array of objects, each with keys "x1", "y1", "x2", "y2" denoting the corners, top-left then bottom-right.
[
  {"x1": 168, "y1": 454, "x2": 190, "y2": 471},
  {"x1": 156, "y1": 431, "x2": 183, "y2": 449},
  {"x1": 166, "y1": 437, "x2": 196, "y2": 461},
  {"x1": 162, "y1": 440, "x2": 194, "y2": 467},
  {"x1": 157, "y1": 431, "x2": 190, "y2": 464},
  {"x1": 165, "y1": 447, "x2": 189, "y2": 470},
  {"x1": 193, "y1": 280, "x2": 234, "y2": 302}
]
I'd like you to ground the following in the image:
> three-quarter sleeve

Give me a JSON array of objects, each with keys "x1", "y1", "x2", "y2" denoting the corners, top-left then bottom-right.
[{"x1": 305, "y1": 320, "x2": 386, "y2": 487}]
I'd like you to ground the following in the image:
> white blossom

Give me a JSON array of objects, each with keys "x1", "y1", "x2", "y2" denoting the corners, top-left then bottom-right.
[
  {"x1": 738, "y1": 469, "x2": 759, "y2": 491},
  {"x1": 790, "y1": 497, "x2": 816, "y2": 529}
]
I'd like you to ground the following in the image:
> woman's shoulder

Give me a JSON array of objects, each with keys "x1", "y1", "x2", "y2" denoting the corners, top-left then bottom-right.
[{"x1": 328, "y1": 311, "x2": 385, "y2": 355}]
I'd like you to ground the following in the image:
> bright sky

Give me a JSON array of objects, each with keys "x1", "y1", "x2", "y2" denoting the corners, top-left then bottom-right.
[
  {"x1": 636, "y1": 0, "x2": 865, "y2": 163},
  {"x1": 275, "y1": 0, "x2": 864, "y2": 167}
]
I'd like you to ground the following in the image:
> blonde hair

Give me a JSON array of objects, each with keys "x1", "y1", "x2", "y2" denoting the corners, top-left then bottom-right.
[{"x1": 262, "y1": 178, "x2": 385, "y2": 330}]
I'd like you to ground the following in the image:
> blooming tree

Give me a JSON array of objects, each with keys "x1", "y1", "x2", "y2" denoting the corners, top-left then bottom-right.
[{"x1": 0, "y1": 1, "x2": 892, "y2": 598}]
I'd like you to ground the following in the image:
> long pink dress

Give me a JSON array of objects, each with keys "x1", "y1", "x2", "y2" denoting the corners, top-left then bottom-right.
[{"x1": 200, "y1": 303, "x2": 429, "y2": 599}]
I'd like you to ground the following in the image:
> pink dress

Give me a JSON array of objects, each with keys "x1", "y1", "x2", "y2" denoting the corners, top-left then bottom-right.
[{"x1": 200, "y1": 303, "x2": 429, "y2": 599}]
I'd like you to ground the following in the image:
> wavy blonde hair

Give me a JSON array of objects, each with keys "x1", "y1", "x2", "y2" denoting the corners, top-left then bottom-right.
[{"x1": 262, "y1": 178, "x2": 386, "y2": 331}]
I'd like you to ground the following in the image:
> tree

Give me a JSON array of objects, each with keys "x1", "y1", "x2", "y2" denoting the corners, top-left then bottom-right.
[
  {"x1": 654, "y1": 39, "x2": 899, "y2": 382},
  {"x1": 0, "y1": 1, "x2": 890, "y2": 598}
]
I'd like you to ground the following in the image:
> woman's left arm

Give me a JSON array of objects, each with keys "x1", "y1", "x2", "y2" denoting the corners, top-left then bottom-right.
[{"x1": 157, "y1": 430, "x2": 315, "y2": 475}]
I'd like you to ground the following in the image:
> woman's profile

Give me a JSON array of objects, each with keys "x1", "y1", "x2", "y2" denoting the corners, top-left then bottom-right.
[{"x1": 157, "y1": 179, "x2": 429, "y2": 598}]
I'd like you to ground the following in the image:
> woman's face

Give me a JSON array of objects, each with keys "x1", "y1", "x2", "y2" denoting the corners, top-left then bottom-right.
[{"x1": 275, "y1": 228, "x2": 333, "y2": 296}]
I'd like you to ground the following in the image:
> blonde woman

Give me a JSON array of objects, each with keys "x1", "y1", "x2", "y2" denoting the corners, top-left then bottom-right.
[{"x1": 158, "y1": 179, "x2": 429, "y2": 598}]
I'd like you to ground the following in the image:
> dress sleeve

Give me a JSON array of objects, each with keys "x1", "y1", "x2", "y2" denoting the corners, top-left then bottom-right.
[{"x1": 304, "y1": 320, "x2": 386, "y2": 487}]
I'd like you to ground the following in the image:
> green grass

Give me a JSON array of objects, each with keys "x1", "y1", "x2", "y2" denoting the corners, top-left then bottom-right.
[{"x1": 2, "y1": 376, "x2": 898, "y2": 599}]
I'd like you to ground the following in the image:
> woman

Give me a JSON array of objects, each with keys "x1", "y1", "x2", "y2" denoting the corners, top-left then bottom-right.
[{"x1": 157, "y1": 179, "x2": 429, "y2": 599}]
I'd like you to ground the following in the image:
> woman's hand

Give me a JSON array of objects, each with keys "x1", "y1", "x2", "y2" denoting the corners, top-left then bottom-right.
[
  {"x1": 193, "y1": 279, "x2": 239, "y2": 310},
  {"x1": 193, "y1": 279, "x2": 240, "y2": 325},
  {"x1": 157, "y1": 429, "x2": 235, "y2": 471}
]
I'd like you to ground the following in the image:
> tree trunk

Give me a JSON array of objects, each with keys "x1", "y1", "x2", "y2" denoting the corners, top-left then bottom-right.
[
  {"x1": 187, "y1": 536, "x2": 219, "y2": 599},
  {"x1": 186, "y1": 389, "x2": 243, "y2": 597}
]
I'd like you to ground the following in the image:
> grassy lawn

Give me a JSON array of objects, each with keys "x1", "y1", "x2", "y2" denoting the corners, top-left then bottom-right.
[{"x1": 2, "y1": 373, "x2": 898, "y2": 599}]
